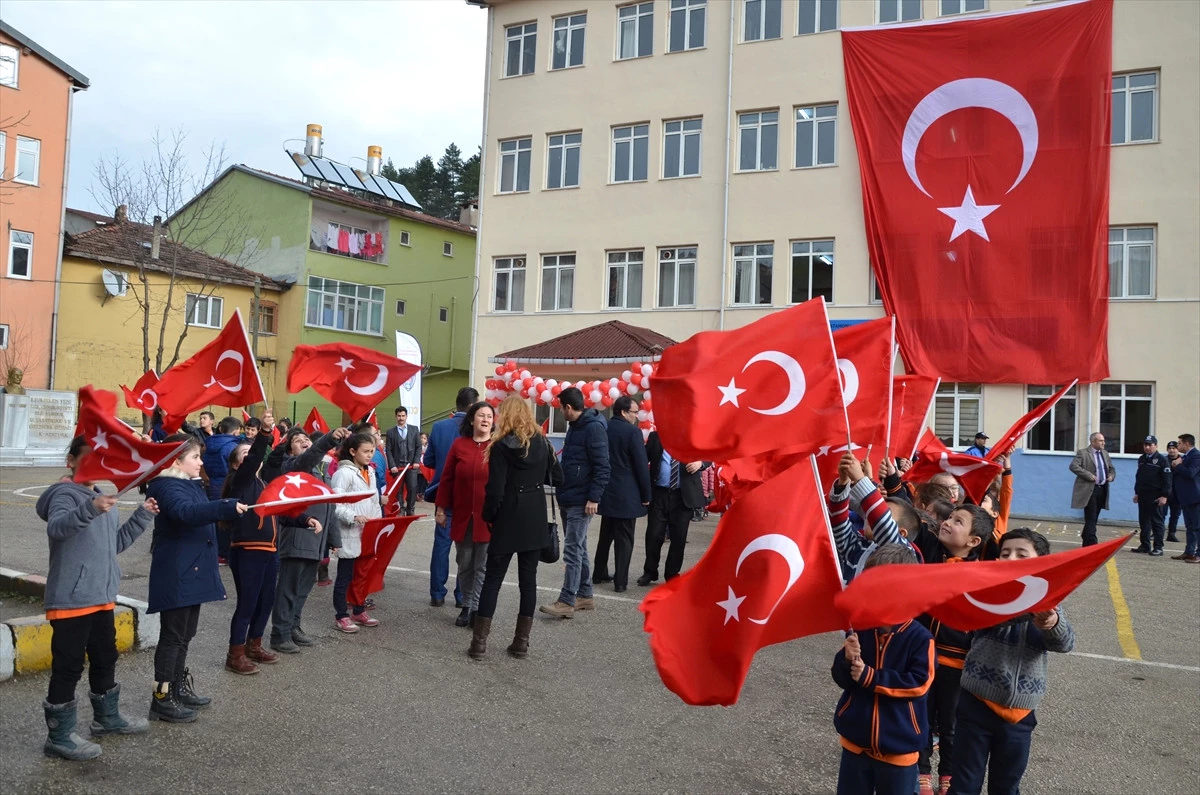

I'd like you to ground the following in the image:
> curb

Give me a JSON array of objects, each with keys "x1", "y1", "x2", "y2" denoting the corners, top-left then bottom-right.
[{"x1": 0, "y1": 567, "x2": 157, "y2": 682}]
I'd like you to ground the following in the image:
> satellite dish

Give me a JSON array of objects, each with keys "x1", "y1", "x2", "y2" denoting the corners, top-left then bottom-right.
[{"x1": 102, "y1": 269, "x2": 128, "y2": 297}]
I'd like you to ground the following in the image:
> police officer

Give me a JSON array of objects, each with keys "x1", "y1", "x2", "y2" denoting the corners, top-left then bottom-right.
[{"x1": 1132, "y1": 435, "x2": 1173, "y2": 556}]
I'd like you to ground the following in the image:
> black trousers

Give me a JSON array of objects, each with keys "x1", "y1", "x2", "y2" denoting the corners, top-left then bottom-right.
[
  {"x1": 643, "y1": 487, "x2": 693, "y2": 581},
  {"x1": 949, "y1": 692, "x2": 1036, "y2": 795},
  {"x1": 48, "y1": 609, "x2": 119, "y2": 704},
  {"x1": 1167, "y1": 493, "x2": 1181, "y2": 533},
  {"x1": 272, "y1": 558, "x2": 318, "y2": 641},
  {"x1": 918, "y1": 664, "x2": 963, "y2": 777},
  {"x1": 1081, "y1": 484, "x2": 1107, "y2": 546},
  {"x1": 476, "y1": 548, "x2": 539, "y2": 619},
  {"x1": 594, "y1": 516, "x2": 636, "y2": 589},
  {"x1": 1136, "y1": 497, "x2": 1166, "y2": 549},
  {"x1": 154, "y1": 604, "x2": 201, "y2": 682},
  {"x1": 400, "y1": 467, "x2": 419, "y2": 514}
]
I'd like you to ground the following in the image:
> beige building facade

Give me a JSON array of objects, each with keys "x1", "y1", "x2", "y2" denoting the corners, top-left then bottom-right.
[{"x1": 468, "y1": 0, "x2": 1199, "y2": 519}]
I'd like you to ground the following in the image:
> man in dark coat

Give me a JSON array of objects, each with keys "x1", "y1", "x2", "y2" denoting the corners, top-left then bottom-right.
[
  {"x1": 1131, "y1": 435, "x2": 1172, "y2": 556},
  {"x1": 638, "y1": 432, "x2": 709, "y2": 585},
  {"x1": 593, "y1": 396, "x2": 652, "y2": 592},
  {"x1": 384, "y1": 405, "x2": 422, "y2": 516}
]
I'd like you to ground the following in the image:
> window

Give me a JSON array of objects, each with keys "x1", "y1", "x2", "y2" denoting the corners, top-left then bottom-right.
[
  {"x1": 494, "y1": 257, "x2": 526, "y2": 312},
  {"x1": 254, "y1": 301, "x2": 278, "y2": 335},
  {"x1": 934, "y1": 382, "x2": 982, "y2": 448},
  {"x1": 878, "y1": 0, "x2": 921, "y2": 23},
  {"x1": 1100, "y1": 383, "x2": 1154, "y2": 455},
  {"x1": 399, "y1": 230, "x2": 411, "y2": 246},
  {"x1": 870, "y1": 272, "x2": 883, "y2": 304},
  {"x1": 0, "y1": 324, "x2": 8, "y2": 349},
  {"x1": 738, "y1": 111, "x2": 778, "y2": 171},
  {"x1": 607, "y1": 250, "x2": 644, "y2": 309},
  {"x1": 185, "y1": 294, "x2": 224, "y2": 328},
  {"x1": 939, "y1": 0, "x2": 985, "y2": 15},
  {"x1": 439, "y1": 307, "x2": 449, "y2": 322},
  {"x1": 0, "y1": 44, "x2": 17, "y2": 88},
  {"x1": 540, "y1": 254, "x2": 575, "y2": 311},
  {"x1": 498, "y1": 138, "x2": 532, "y2": 193},
  {"x1": 305, "y1": 276, "x2": 385, "y2": 335},
  {"x1": 618, "y1": 2, "x2": 654, "y2": 60},
  {"x1": 15, "y1": 136, "x2": 39, "y2": 185},
  {"x1": 612, "y1": 124, "x2": 649, "y2": 183},
  {"x1": 1108, "y1": 226, "x2": 1155, "y2": 299},
  {"x1": 669, "y1": 0, "x2": 706, "y2": 52},
  {"x1": 547, "y1": 132, "x2": 582, "y2": 189},
  {"x1": 1111, "y1": 72, "x2": 1158, "y2": 145},
  {"x1": 7, "y1": 230, "x2": 32, "y2": 279},
  {"x1": 658, "y1": 247, "x2": 697, "y2": 307},
  {"x1": 732, "y1": 243, "x2": 773, "y2": 305},
  {"x1": 791, "y1": 240, "x2": 834, "y2": 304},
  {"x1": 552, "y1": 13, "x2": 586, "y2": 70},
  {"x1": 1025, "y1": 384, "x2": 1077, "y2": 453},
  {"x1": 396, "y1": 299, "x2": 406, "y2": 316},
  {"x1": 744, "y1": 0, "x2": 782, "y2": 41},
  {"x1": 798, "y1": 0, "x2": 838, "y2": 35},
  {"x1": 505, "y1": 21, "x2": 537, "y2": 77},
  {"x1": 443, "y1": 241, "x2": 454, "y2": 257},
  {"x1": 664, "y1": 118, "x2": 702, "y2": 178},
  {"x1": 794, "y1": 104, "x2": 837, "y2": 168},
  {"x1": 535, "y1": 403, "x2": 569, "y2": 435}
]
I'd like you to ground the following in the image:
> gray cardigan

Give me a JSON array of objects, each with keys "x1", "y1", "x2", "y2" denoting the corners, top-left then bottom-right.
[
  {"x1": 961, "y1": 608, "x2": 1075, "y2": 712},
  {"x1": 36, "y1": 481, "x2": 154, "y2": 610}
]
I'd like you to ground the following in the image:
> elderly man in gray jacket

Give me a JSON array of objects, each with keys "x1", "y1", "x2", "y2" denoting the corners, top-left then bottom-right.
[{"x1": 1069, "y1": 431, "x2": 1116, "y2": 547}]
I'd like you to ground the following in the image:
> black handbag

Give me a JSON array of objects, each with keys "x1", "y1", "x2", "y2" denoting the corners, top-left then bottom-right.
[{"x1": 541, "y1": 438, "x2": 560, "y2": 564}]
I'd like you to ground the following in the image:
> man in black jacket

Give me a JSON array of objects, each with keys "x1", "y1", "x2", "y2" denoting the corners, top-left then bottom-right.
[
  {"x1": 1132, "y1": 435, "x2": 1173, "y2": 556},
  {"x1": 638, "y1": 432, "x2": 709, "y2": 585},
  {"x1": 384, "y1": 406, "x2": 421, "y2": 515},
  {"x1": 593, "y1": 396, "x2": 652, "y2": 592}
]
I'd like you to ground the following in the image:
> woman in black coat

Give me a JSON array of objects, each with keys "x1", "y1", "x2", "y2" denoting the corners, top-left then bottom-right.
[{"x1": 471, "y1": 396, "x2": 562, "y2": 661}]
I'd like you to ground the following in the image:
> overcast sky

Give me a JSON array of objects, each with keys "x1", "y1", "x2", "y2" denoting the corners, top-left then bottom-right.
[{"x1": 2, "y1": 0, "x2": 487, "y2": 213}]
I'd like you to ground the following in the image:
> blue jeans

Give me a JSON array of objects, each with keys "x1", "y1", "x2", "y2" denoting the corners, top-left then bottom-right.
[
  {"x1": 558, "y1": 504, "x2": 594, "y2": 606},
  {"x1": 430, "y1": 514, "x2": 462, "y2": 603},
  {"x1": 1182, "y1": 502, "x2": 1200, "y2": 556},
  {"x1": 836, "y1": 749, "x2": 916, "y2": 795}
]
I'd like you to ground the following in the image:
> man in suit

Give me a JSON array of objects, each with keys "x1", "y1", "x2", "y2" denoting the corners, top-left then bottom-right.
[
  {"x1": 1169, "y1": 433, "x2": 1200, "y2": 563},
  {"x1": 384, "y1": 406, "x2": 421, "y2": 516},
  {"x1": 638, "y1": 432, "x2": 709, "y2": 585},
  {"x1": 1069, "y1": 431, "x2": 1117, "y2": 547},
  {"x1": 593, "y1": 396, "x2": 652, "y2": 593}
]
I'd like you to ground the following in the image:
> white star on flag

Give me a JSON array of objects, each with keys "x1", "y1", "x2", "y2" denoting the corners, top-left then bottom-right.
[
  {"x1": 91, "y1": 430, "x2": 109, "y2": 450},
  {"x1": 717, "y1": 378, "x2": 747, "y2": 408},
  {"x1": 335, "y1": 358, "x2": 355, "y2": 372},
  {"x1": 716, "y1": 586, "x2": 746, "y2": 625},
  {"x1": 285, "y1": 474, "x2": 306, "y2": 488},
  {"x1": 938, "y1": 185, "x2": 1000, "y2": 242}
]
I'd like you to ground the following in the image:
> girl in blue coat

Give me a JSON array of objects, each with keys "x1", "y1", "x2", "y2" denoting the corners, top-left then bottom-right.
[{"x1": 145, "y1": 434, "x2": 246, "y2": 723}]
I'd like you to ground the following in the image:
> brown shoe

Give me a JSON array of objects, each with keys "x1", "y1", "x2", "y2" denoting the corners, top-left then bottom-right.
[
  {"x1": 539, "y1": 600, "x2": 575, "y2": 619},
  {"x1": 507, "y1": 615, "x2": 533, "y2": 659},
  {"x1": 1186, "y1": 555, "x2": 1200, "y2": 564},
  {"x1": 246, "y1": 638, "x2": 279, "y2": 665},
  {"x1": 574, "y1": 596, "x2": 596, "y2": 611},
  {"x1": 224, "y1": 645, "x2": 260, "y2": 676},
  {"x1": 468, "y1": 616, "x2": 492, "y2": 660},
  {"x1": 1171, "y1": 553, "x2": 1190, "y2": 560}
]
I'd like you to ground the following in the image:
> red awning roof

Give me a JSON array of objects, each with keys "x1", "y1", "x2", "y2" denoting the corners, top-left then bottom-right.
[{"x1": 490, "y1": 320, "x2": 676, "y2": 365}]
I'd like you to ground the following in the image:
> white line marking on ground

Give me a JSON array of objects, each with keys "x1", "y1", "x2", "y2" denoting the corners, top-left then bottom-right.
[
  {"x1": 1067, "y1": 652, "x2": 1200, "y2": 673},
  {"x1": 10, "y1": 484, "x2": 140, "y2": 505},
  {"x1": 386, "y1": 565, "x2": 643, "y2": 604}
]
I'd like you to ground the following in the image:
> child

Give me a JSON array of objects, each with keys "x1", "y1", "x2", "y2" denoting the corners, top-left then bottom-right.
[
  {"x1": 828, "y1": 452, "x2": 920, "y2": 582},
  {"x1": 832, "y1": 544, "x2": 934, "y2": 795},
  {"x1": 949, "y1": 529, "x2": 1074, "y2": 795},
  {"x1": 145, "y1": 434, "x2": 246, "y2": 722},
  {"x1": 35, "y1": 437, "x2": 159, "y2": 760},
  {"x1": 331, "y1": 432, "x2": 383, "y2": 632}
]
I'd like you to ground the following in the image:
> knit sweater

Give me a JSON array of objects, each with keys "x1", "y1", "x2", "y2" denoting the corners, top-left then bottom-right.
[{"x1": 960, "y1": 608, "x2": 1074, "y2": 712}]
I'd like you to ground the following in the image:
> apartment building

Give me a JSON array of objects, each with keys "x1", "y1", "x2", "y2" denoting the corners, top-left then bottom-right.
[{"x1": 468, "y1": 0, "x2": 1200, "y2": 521}]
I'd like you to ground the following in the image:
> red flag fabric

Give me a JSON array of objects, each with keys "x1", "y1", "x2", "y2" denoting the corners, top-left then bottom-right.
[
  {"x1": 891, "y1": 375, "x2": 940, "y2": 460},
  {"x1": 640, "y1": 456, "x2": 846, "y2": 706},
  {"x1": 842, "y1": 0, "x2": 1112, "y2": 383},
  {"x1": 74, "y1": 386, "x2": 187, "y2": 494},
  {"x1": 985, "y1": 380, "x2": 1078, "y2": 461},
  {"x1": 250, "y1": 472, "x2": 375, "y2": 518},
  {"x1": 154, "y1": 309, "x2": 266, "y2": 416},
  {"x1": 653, "y1": 299, "x2": 847, "y2": 463},
  {"x1": 836, "y1": 534, "x2": 1127, "y2": 631},
  {"x1": 303, "y1": 407, "x2": 330, "y2": 436},
  {"x1": 287, "y1": 342, "x2": 421, "y2": 423},
  {"x1": 120, "y1": 370, "x2": 160, "y2": 416},
  {"x1": 241, "y1": 408, "x2": 252, "y2": 423},
  {"x1": 904, "y1": 429, "x2": 1002, "y2": 505},
  {"x1": 347, "y1": 516, "x2": 422, "y2": 605},
  {"x1": 833, "y1": 317, "x2": 895, "y2": 454}
]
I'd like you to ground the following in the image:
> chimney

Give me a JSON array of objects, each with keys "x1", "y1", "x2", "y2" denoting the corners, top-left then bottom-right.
[
  {"x1": 367, "y1": 146, "x2": 382, "y2": 176},
  {"x1": 458, "y1": 199, "x2": 479, "y2": 228},
  {"x1": 150, "y1": 215, "x2": 162, "y2": 260},
  {"x1": 305, "y1": 123, "x2": 323, "y2": 157},
  {"x1": 114, "y1": 204, "x2": 128, "y2": 224}
]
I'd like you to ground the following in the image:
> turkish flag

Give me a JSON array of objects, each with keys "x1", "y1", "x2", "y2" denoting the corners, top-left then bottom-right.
[
  {"x1": 74, "y1": 386, "x2": 187, "y2": 494},
  {"x1": 891, "y1": 374, "x2": 940, "y2": 460},
  {"x1": 985, "y1": 380, "x2": 1078, "y2": 461},
  {"x1": 834, "y1": 317, "x2": 895, "y2": 453},
  {"x1": 250, "y1": 472, "x2": 375, "y2": 518},
  {"x1": 347, "y1": 516, "x2": 421, "y2": 605},
  {"x1": 287, "y1": 343, "x2": 421, "y2": 424},
  {"x1": 155, "y1": 309, "x2": 266, "y2": 417},
  {"x1": 836, "y1": 534, "x2": 1127, "y2": 631},
  {"x1": 304, "y1": 407, "x2": 330, "y2": 436},
  {"x1": 653, "y1": 299, "x2": 847, "y2": 463},
  {"x1": 842, "y1": 0, "x2": 1113, "y2": 383},
  {"x1": 904, "y1": 429, "x2": 1002, "y2": 505},
  {"x1": 640, "y1": 456, "x2": 846, "y2": 706},
  {"x1": 120, "y1": 370, "x2": 160, "y2": 417},
  {"x1": 241, "y1": 408, "x2": 252, "y2": 423}
]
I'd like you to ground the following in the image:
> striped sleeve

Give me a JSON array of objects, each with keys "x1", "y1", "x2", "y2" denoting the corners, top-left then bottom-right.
[
  {"x1": 828, "y1": 481, "x2": 867, "y2": 567},
  {"x1": 849, "y1": 477, "x2": 903, "y2": 547}
]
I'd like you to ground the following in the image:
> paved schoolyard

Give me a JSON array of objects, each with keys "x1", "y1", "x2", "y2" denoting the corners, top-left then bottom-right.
[{"x1": 1, "y1": 467, "x2": 1197, "y2": 794}]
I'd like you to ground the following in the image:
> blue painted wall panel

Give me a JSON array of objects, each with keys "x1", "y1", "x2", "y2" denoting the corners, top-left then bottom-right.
[{"x1": 1009, "y1": 449, "x2": 1138, "y2": 523}]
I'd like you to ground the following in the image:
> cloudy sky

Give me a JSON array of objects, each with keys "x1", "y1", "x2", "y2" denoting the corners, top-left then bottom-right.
[{"x1": 2, "y1": 0, "x2": 487, "y2": 213}]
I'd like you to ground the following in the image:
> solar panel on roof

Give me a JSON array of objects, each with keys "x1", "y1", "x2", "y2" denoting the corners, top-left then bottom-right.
[
  {"x1": 333, "y1": 163, "x2": 366, "y2": 189},
  {"x1": 390, "y1": 181, "x2": 421, "y2": 206},
  {"x1": 290, "y1": 152, "x2": 323, "y2": 179},
  {"x1": 284, "y1": 150, "x2": 422, "y2": 209},
  {"x1": 313, "y1": 158, "x2": 342, "y2": 184},
  {"x1": 374, "y1": 177, "x2": 401, "y2": 201}
]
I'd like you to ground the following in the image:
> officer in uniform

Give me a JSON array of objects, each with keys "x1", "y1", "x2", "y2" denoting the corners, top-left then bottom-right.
[{"x1": 1132, "y1": 435, "x2": 1173, "y2": 556}]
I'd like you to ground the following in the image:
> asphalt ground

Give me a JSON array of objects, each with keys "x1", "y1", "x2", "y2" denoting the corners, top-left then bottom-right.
[{"x1": 1, "y1": 466, "x2": 1197, "y2": 794}]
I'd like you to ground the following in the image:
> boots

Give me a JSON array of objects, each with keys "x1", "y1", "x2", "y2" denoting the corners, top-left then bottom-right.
[
  {"x1": 43, "y1": 699, "x2": 103, "y2": 760},
  {"x1": 225, "y1": 644, "x2": 260, "y2": 676},
  {"x1": 246, "y1": 637, "x2": 280, "y2": 664},
  {"x1": 174, "y1": 669, "x2": 211, "y2": 708},
  {"x1": 507, "y1": 616, "x2": 534, "y2": 659},
  {"x1": 455, "y1": 607, "x2": 470, "y2": 627},
  {"x1": 148, "y1": 682, "x2": 197, "y2": 723},
  {"x1": 468, "y1": 616, "x2": 492, "y2": 660},
  {"x1": 88, "y1": 684, "x2": 149, "y2": 736}
]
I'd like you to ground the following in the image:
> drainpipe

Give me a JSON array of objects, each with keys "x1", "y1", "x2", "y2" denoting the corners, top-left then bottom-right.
[
  {"x1": 49, "y1": 87, "x2": 78, "y2": 389},
  {"x1": 467, "y1": 4, "x2": 495, "y2": 388},
  {"x1": 718, "y1": 0, "x2": 735, "y2": 331}
]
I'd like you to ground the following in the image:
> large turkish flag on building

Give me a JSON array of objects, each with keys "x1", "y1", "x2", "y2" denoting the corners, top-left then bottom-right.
[{"x1": 842, "y1": 0, "x2": 1112, "y2": 383}]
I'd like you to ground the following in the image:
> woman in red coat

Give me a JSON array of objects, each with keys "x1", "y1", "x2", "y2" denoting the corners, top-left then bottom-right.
[{"x1": 435, "y1": 401, "x2": 494, "y2": 628}]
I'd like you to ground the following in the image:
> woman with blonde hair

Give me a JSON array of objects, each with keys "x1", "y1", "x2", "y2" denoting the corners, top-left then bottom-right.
[{"x1": 470, "y1": 396, "x2": 562, "y2": 660}]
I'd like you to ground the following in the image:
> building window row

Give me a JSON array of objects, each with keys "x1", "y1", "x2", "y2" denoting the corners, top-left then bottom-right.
[{"x1": 306, "y1": 276, "x2": 385, "y2": 336}]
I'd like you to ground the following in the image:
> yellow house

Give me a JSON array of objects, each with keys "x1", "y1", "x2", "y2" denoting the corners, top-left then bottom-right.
[{"x1": 57, "y1": 216, "x2": 291, "y2": 427}]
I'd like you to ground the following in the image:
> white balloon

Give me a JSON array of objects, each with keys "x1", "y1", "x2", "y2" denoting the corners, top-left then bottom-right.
[
  {"x1": 519, "y1": 369, "x2": 531, "y2": 380},
  {"x1": 643, "y1": 390, "x2": 651, "y2": 400},
  {"x1": 540, "y1": 390, "x2": 552, "y2": 403},
  {"x1": 503, "y1": 371, "x2": 514, "y2": 383},
  {"x1": 608, "y1": 387, "x2": 621, "y2": 400},
  {"x1": 642, "y1": 376, "x2": 651, "y2": 390},
  {"x1": 608, "y1": 378, "x2": 619, "y2": 387},
  {"x1": 641, "y1": 364, "x2": 653, "y2": 376},
  {"x1": 622, "y1": 370, "x2": 633, "y2": 382},
  {"x1": 590, "y1": 390, "x2": 603, "y2": 403},
  {"x1": 546, "y1": 379, "x2": 558, "y2": 388},
  {"x1": 637, "y1": 410, "x2": 649, "y2": 422},
  {"x1": 626, "y1": 382, "x2": 638, "y2": 395}
]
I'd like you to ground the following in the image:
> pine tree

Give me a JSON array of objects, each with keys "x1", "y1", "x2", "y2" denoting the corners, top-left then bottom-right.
[
  {"x1": 400, "y1": 155, "x2": 438, "y2": 211},
  {"x1": 458, "y1": 150, "x2": 481, "y2": 204},
  {"x1": 434, "y1": 143, "x2": 464, "y2": 219}
]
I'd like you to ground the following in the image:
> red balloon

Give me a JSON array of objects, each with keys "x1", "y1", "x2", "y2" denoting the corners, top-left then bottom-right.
[
  {"x1": 616, "y1": 380, "x2": 628, "y2": 392},
  {"x1": 601, "y1": 395, "x2": 614, "y2": 407},
  {"x1": 494, "y1": 366, "x2": 504, "y2": 376},
  {"x1": 632, "y1": 361, "x2": 643, "y2": 373},
  {"x1": 641, "y1": 399, "x2": 652, "y2": 411},
  {"x1": 505, "y1": 359, "x2": 517, "y2": 371},
  {"x1": 639, "y1": 420, "x2": 653, "y2": 430},
  {"x1": 632, "y1": 373, "x2": 643, "y2": 386},
  {"x1": 551, "y1": 397, "x2": 561, "y2": 408},
  {"x1": 551, "y1": 384, "x2": 562, "y2": 396}
]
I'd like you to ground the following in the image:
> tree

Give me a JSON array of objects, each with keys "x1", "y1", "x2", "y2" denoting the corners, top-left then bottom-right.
[
  {"x1": 433, "y1": 143, "x2": 464, "y2": 218},
  {"x1": 459, "y1": 149, "x2": 481, "y2": 204},
  {"x1": 399, "y1": 155, "x2": 439, "y2": 214},
  {"x1": 387, "y1": 144, "x2": 480, "y2": 221}
]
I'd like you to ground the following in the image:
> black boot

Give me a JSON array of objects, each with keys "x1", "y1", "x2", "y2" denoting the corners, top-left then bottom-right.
[
  {"x1": 43, "y1": 699, "x2": 102, "y2": 760},
  {"x1": 507, "y1": 616, "x2": 534, "y2": 659},
  {"x1": 89, "y1": 684, "x2": 150, "y2": 736},
  {"x1": 174, "y1": 669, "x2": 211, "y2": 708},
  {"x1": 148, "y1": 682, "x2": 197, "y2": 723},
  {"x1": 455, "y1": 607, "x2": 471, "y2": 627},
  {"x1": 468, "y1": 616, "x2": 491, "y2": 660}
]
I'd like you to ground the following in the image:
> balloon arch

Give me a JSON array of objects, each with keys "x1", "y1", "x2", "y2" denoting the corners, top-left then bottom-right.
[{"x1": 483, "y1": 359, "x2": 657, "y2": 431}]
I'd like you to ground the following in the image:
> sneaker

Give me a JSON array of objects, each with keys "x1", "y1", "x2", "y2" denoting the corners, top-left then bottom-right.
[
  {"x1": 574, "y1": 597, "x2": 596, "y2": 611},
  {"x1": 1149, "y1": 548, "x2": 1164, "y2": 557},
  {"x1": 362, "y1": 598, "x2": 377, "y2": 610},
  {"x1": 217, "y1": 556, "x2": 229, "y2": 566},
  {"x1": 352, "y1": 612, "x2": 379, "y2": 627},
  {"x1": 270, "y1": 637, "x2": 301, "y2": 654},
  {"x1": 938, "y1": 776, "x2": 952, "y2": 795},
  {"x1": 334, "y1": 617, "x2": 360, "y2": 633},
  {"x1": 1131, "y1": 546, "x2": 1150, "y2": 554},
  {"x1": 918, "y1": 774, "x2": 935, "y2": 795},
  {"x1": 316, "y1": 577, "x2": 333, "y2": 587},
  {"x1": 539, "y1": 600, "x2": 575, "y2": 619}
]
